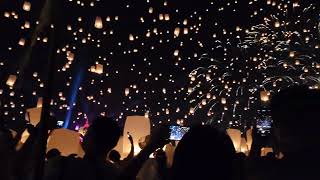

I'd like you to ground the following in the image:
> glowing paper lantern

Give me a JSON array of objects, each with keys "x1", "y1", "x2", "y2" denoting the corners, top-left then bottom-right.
[
  {"x1": 164, "y1": 14, "x2": 170, "y2": 21},
  {"x1": 246, "y1": 128, "x2": 253, "y2": 151},
  {"x1": 37, "y1": 97, "x2": 43, "y2": 108},
  {"x1": 227, "y1": 129, "x2": 241, "y2": 152},
  {"x1": 261, "y1": 147, "x2": 273, "y2": 156},
  {"x1": 183, "y1": 28, "x2": 189, "y2": 34},
  {"x1": 95, "y1": 64, "x2": 103, "y2": 74},
  {"x1": 94, "y1": 16, "x2": 103, "y2": 29},
  {"x1": 67, "y1": 51, "x2": 75, "y2": 61},
  {"x1": 123, "y1": 116, "x2": 151, "y2": 156},
  {"x1": 6, "y1": 75, "x2": 17, "y2": 87},
  {"x1": 159, "y1": 14, "x2": 164, "y2": 20},
  {"x1": 260, "y1": 91, "x2": 270, "y2": 102},
  {"x1": 125, "y1": 88, "x2": 130, "y2": 96},
  {"x1": 18, "y1": 38, "x2": 26, "y2": 46},
  {"x1": 221, "y1": 98, "x2": 227, "y2": 104},
  {"x1": 240, "y1": 137, "x2": 249, "y2": 154},
  {"x1": 148, "y1": 7, "x2": 153, "y2": 13},
  {"x1": 47, "y1": 129, "x2": 82, "y2": 156},
  {"x1": 174, "y1": 50, "x2": 179, "y2": 56},
  {"x1": 26, "y1": 107, "x2": 42, "y2": 126},
  {"x1": 274, "y1": 21, "x2": 280, "y2": 28},
  {"x1": 90, "y1": 66, "x2": 96, "y2": 73},
  {"x1": 129, "y1": 34, "x2": 135, "y2": 41},
  {"x1": 174, "y1": 27, "x2": 180, "y2": 37},
  {"x1": 23, "y1": 1, "x2": 31, "y2": 12}
]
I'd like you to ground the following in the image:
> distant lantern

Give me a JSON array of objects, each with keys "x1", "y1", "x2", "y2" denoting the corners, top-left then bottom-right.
[
  {"x1": 206, "y1": 93, "x2": 211, "y2": 99},
  {"x1": 174, "y1": 27, "x2": 180, "y2": 37},
  {"x1": 129, "y1": 34, "x2": 134, "y2": 41},
  {"x1": 274, "y1": 21, "x2": 280, "y2": 28},
  {"x1": 24, "y1": 21, "x2": 30, "y2": 29},
  {"x1": 187, "y1": 87, "x2": 192, "y2": 93},
  {"x1": 94, "y1": 16, "x2": 103, "y2": 29},
  {"x1": 189, "y1": 108, "x2": 195, "y2": 114},
  {"x1": 23, "y1": 1, "x2": 31, "y2": 12},
  {"x1": 260, "y1": 91, "x2": 270, "y2": 102},
  {"x1": 159, "y1": 14, "x2": 164, "y2": 20},
  {"x1": 174, "y1": 50, "x2": 179, "y2": 56},
  {"x1": 148, "y1": 7, "x2": 153, "y2": 14},
  {"x1": 164, "y1": 14, "x2": 170, "y2": 21},
  {"x1": 183, "y1": 19, "x2": 188, "y2": 25},
  {"x1": 95, "y1": 64, "x2": 103, "y2": 74},
  {"x1": 183, "y1": 28, "x2": 189, "y2": 34},
  {"x1": 125, "y1": 88, "x2": 130, "y2": 96},
  {"x1": 18, "y1": 38, "x2": 26, "y2": 46},
  {"x1": 90, "y1": 66, "x2": 96, "y2": 72},
  {"x1": 67, "y1": 51, "x2": 74, "y2": 61},
  {"x1": 221, "y1": 98, "x2": 227, "y2": 104},
  {"x1": 201, "y1": 99, "x2": 207, "y2": 105},
  {"x1": 6, "y1": 75, "x2": 17, "y2": 87},
  {"x1": 289, "y1": 51, "x2": 295, "y2": 58}
]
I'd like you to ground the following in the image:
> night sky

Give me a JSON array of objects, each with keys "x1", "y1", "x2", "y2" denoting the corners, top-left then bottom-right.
[{"x1": 0, "y1": 0, "x2": 319, "y2": 132}]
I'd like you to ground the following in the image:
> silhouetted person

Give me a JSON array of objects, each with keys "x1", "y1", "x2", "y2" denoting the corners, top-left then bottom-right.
[
  {"x1": 44, "y1": 117, "x2": 170, "y2": 180},
  {"x1": 109, "y1": 150, "x2": 121, "y2": 163},
  {"x1": 270, "y1": 86, "x2": 320, "y2": 180},
  {"x1": 171, "y1": 125, "x2": 236, "y2": 180},
  {"x1": 46, "y1": 149, "x2": 61, "y2": 161},
  {"x1": 43, "y1": 117, "x2": 121, "y2": 180}
]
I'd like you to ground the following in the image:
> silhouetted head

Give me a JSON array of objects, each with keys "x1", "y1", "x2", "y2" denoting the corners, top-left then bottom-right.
[
  {"x1": 82, "y1": 117, "x2": 121, "y2": 157},
  {"x1": 171, "y1": 125, "x2": 235, "y2": 180},
  {"x1": 109, "y1": 150, "x2": 121, "y2": 163},
  {"x1": 154, "y1": 149, "x2": 167, "y2": 166},
  {"x1": 271, "y1": 86, "x2": 320, "y2": 155},
  {"x1": 46, "y1": 148, "x2": 61, "y2": 160}
]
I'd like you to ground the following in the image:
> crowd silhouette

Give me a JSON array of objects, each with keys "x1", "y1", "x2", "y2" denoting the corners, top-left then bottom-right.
[{"x1": 1, "y1": 85, "x2": 320, "y2": 180}]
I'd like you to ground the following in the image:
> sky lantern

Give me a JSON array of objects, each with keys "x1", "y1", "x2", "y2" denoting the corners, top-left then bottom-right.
[
  {"x1": 164, "y1": 14, "x2": 170, "y2": 21},
  {"x1": 23, "y1": 1, "x2": 31, "y2": 12},
  {"x1": 18, "y1": 38, "x2": 26, "y2": 46},
  {"x1": 221, "y1": 98, "x2": 227, "y2": 104},
  {"x1": 159, "y1": 14, "x2": 164, "y2": 20},
  {"x1": 174, "y1": 50, "x2": 179, "y2": 56},
  {"x1": 6, "y1": 75, "x2": 17, "y2": 87},
  {"x1": 125, "y1": 88, "x2": 130, "y2": 96},
  {"x1": 183, "y1": 28, "x2": 189, "y2": 34},
  {"x1": 174, "y1": 27, "x2": 180, "y2": 37},
  {"x1": 95, "y1": 64, "x2": 103, "y2": 74},
  {"x1": 260, "y1": 91, "x2": 270, "y2": 102},
  {"x1": 129, "y1": 34, "x2": 135, "y2": 41},
  {"x1": 94, "y1": 16, "x2": 103, "y2": 29}
]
